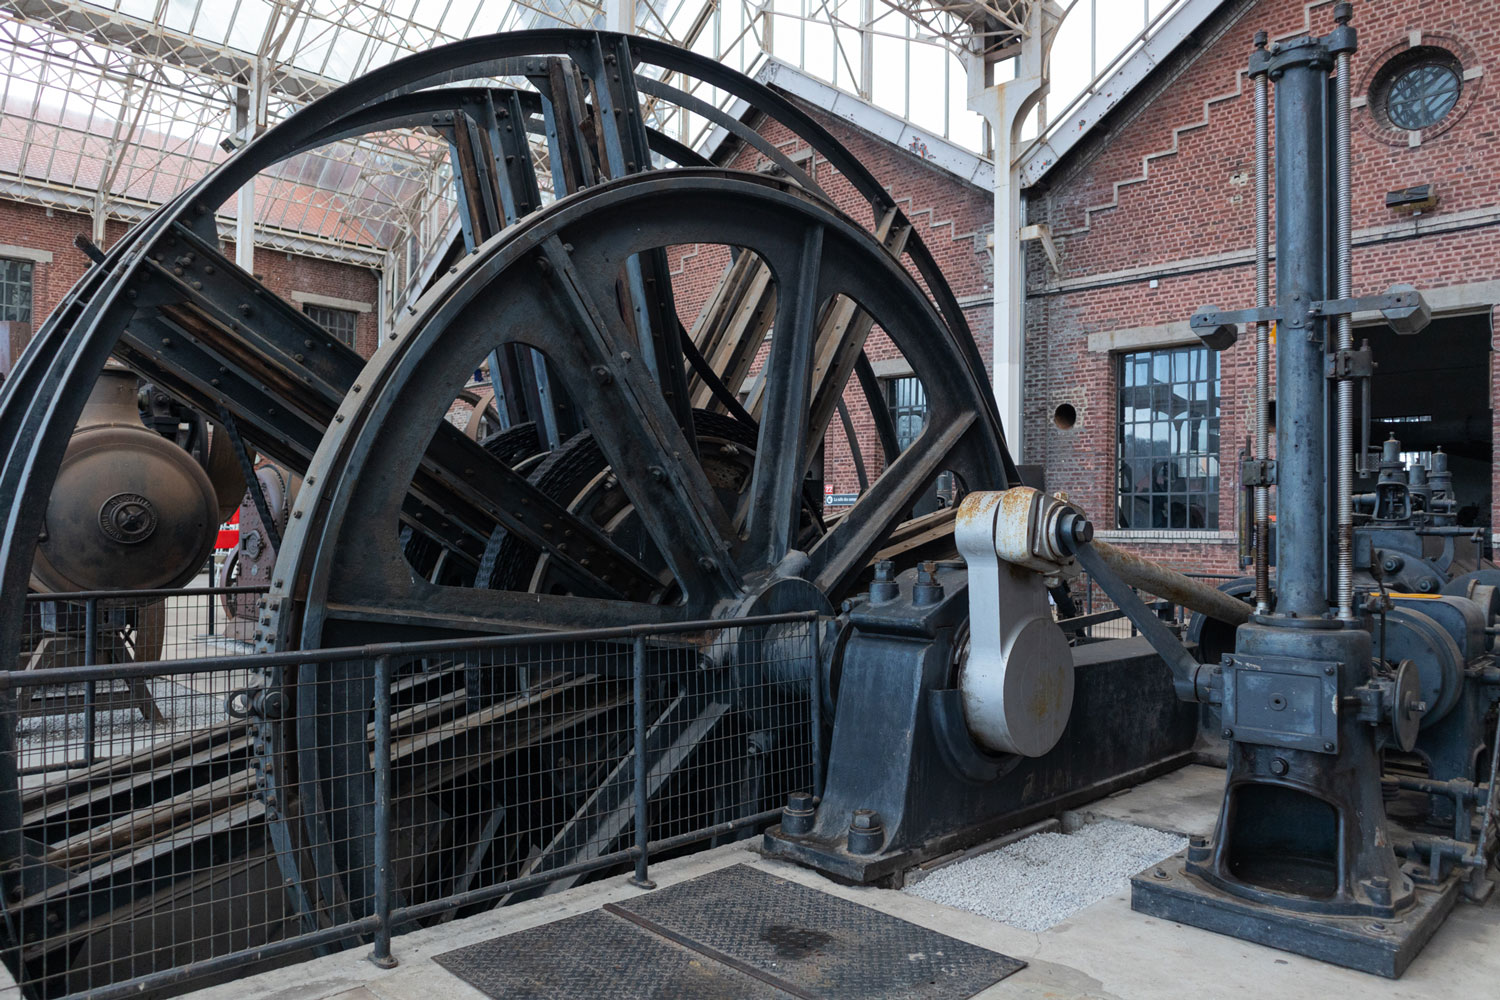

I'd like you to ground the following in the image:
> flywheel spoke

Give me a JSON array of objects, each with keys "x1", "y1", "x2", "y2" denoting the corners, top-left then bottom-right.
[
  {"x1": 807, "y1": 413, "x2": 977, "y2": 596},
  {"x1": 536, "y1": 236, "x2": 741, "y2": 604},
  {"x1": 742, "y1": 224, "x2": 824, "y2": 568}
]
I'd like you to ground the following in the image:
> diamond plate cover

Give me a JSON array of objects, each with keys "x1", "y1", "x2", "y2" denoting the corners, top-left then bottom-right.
[
  {"x1": 434, "y1": 907, "x2": 798, "y2": 1000},
  {"x1": 611, "y1": 864, "x2": 1024, "y2": 999}
]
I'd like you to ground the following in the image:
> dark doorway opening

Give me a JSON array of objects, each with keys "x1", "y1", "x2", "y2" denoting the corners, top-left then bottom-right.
[{"x1": 1357, "y1": 311, "x2": 1493, "y2": 529}]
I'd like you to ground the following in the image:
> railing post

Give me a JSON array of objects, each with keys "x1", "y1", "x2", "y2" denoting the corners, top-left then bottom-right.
[
  {"x1": 370, "y1": 654, "x2": 397, "y2": 969},
  {"x1": 206, "y1": 578, "x2": 216, "y2": 638},
  {"x1": 630, "y1": 635, "x2": 655, "y2": 889},
  {"x1": 807, "y1": 617, "x2": 823, "y2": 800},
  {"x1": 83, "y1": 596, "x2": 98, "y2": 767}
]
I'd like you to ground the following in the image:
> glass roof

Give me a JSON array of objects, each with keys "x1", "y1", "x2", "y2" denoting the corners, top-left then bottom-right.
[{"x1": 0, "y1": 0, "x2": 1186, "y2": 273}]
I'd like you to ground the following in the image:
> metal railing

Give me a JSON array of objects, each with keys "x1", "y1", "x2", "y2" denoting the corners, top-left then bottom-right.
[
  {"x1": 1062, "y1": 572, "x2": 1242, "y2": 640},
  {"x1": 0, "y1": 611, "x2": 818, "y2": 1000},
  {"x1": 16, "y1": 585, "x2": 270, "y2": 770}
]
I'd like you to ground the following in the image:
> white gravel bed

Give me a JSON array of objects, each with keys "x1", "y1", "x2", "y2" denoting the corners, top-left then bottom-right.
[{"x1": 904, "y1": 818, "x2": 1187, "y2": 932}]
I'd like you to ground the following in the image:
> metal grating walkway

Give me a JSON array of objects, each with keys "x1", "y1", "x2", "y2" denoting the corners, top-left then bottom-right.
[{"x1": 434, "y1": 864, "x2": 1025, "y2": 1000}]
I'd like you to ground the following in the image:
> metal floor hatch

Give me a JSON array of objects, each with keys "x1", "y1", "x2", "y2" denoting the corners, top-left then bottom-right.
[{"x1": 433, "y1": 864, "x2": 1025, "y2": 1000}]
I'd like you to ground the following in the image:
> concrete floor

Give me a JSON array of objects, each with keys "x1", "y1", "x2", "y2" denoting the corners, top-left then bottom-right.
[{"x1": 178, "y1": 764, "x2": 1498, "y2": 1000}]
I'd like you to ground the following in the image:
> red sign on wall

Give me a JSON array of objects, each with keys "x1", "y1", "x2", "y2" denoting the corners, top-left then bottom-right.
[{"x1": 215, "y1": 509, "x2": 240, "y2": 550}]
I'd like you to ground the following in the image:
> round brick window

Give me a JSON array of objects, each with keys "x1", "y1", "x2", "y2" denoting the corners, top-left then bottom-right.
[
  {"x1": 1376, "y1": 48, "x2": 1463, "y2": 130},
  {"x1": 1359, "y1": 37, "x2": 1478, "y2": 145}
]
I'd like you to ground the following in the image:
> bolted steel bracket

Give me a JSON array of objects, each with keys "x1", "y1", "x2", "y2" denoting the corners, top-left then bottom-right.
[
  {"x1": 1326, "y1": 345, "x2": 1376, "y2": 380},
  {"x1": 1241, "y1": 458, "x2": 1278, "y2": 487}
]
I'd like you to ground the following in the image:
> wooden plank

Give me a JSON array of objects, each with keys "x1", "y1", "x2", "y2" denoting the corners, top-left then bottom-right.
[
  {"x1": 405, "y1": 692, "x2": 632, "y2": 796},
  {"x1": 386, "y1": 673, "x2": 597, "y2": 763},
  {"x1": 873, "y1": 508, "x2": 957, "y2": 563},
  {"x1": 17, "y1": 799, "x2": 267, "y2": 910},
  {"x1": 42, "y1": 769, "x2": 256, "y2": 868},
  {"x1": 21, "y1": 722, "x2": 240, "y2": 811},
  {"x1": 22, "y1": 732, "x2": 251, "y2": 829}
]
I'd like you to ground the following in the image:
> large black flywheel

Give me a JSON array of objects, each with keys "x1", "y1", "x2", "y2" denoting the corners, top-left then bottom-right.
[
  {"x1": 0, "y1": 29, "x2": 1013, "y2": 994},
  {"x1": 259, "y1": 169, "x2": 1010, "y2": 931}
]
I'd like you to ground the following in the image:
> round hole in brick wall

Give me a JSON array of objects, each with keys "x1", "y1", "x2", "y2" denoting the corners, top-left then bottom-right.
[{"x1": 1053, "y1": 403, "x2": 1077, "y2": 430}]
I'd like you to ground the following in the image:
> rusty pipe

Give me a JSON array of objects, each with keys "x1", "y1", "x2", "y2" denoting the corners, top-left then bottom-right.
[{"x1": 1089, "y1": 539, "x2": 1252, "y2": 627}]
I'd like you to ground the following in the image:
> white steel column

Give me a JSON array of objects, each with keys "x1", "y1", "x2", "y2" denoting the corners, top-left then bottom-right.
[
  {"x1": 234, "y1": 64, "x2": 266, "y2": 274},
  {"x1": 606, "y1": 0, "x2": 637, "y2": 34},
  {"x1": 964, "y1": 2, "x2": 1055, "y2": 461}
]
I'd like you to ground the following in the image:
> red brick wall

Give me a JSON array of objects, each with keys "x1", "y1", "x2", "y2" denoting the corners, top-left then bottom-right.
[
  {"x1": 0, "y1": 200, "x2": 381, "y2": 360},
  {"x1": 1028, "y1": 0, "x2": 1500, "y2": 575},
  {"x1": 669, "y1": 94, "x2": 995, "y2": 507},
  {"x1": 221, "y1": 239, "x2": 381, "y2": 358}
]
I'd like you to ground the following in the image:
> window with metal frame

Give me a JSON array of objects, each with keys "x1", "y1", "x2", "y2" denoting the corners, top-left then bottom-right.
[
  {"x1": 1117, "y1": 346, "x2": 1220, "y2": 530},
  {"x1": 0, "y1": 258, "x2": 33, "y2": 324},
  {"x1": 884, "y1": 375, "x2": 927, "y2": 452},
  {"x1": 302, "y1": 303, "x2": 359, "y2": 348},
  {"x1": 1386, "y1": 58, "x2": 1462, "y2": 130}
]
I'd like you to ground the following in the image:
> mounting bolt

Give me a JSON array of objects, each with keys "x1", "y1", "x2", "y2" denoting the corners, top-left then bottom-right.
[
  {"x1": 1222, "y1": 728, "x2": 1234, "y2": 739},
  {"x1": 781, "y1": 791, "x2": 816, "y2": 836},
  {"x1": 592, "y1": 365, "x2": 613, "y2": 385},
  {"x1": 1270, "y1": 757, "x2": 1289, "y2": 776},
  {"x1": 1070, "y1": 517, "x2": 1095, "y2": 545},
  {"x1": 1323, "y1": 742, "x2": 1336, "y2": 752},
  {"x1": 1324, "y1": 665, "x2": 1336, "y2": 676},
  {"x1": 913, "y1": 561, "x2": 944, "y2": 606},
  {"x1": 846, "y1": 809, "x2": 884, "y2": 855},
  {"x1": 649, "y1": 466, "x2": 666, "y2": 482}
]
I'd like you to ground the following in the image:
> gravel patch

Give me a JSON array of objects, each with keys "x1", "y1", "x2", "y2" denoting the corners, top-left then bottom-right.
[{"x1": 904, "y1": 819, "x2": 1187, "y2": 932}]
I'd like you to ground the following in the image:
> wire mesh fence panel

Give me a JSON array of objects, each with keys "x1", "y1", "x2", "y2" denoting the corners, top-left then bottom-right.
[
  {"x1": 644, "y1": 622, "x2": 814, "y2": 857},
  {"x1": 15, "y1": 588, "x2": 268, "y2": 774},
  {"x1": 19, "y1": 587, "x2": 268, "y2": 671},
  {"x1": 382, "y1": 638, "x2": 636, "y2": 918},
  {"x1": 1058, "y1": 574, "x2": 1198, "y2": 640},
  {"x1": 0, "y1": 613, "x2": 820, "y2": 1000},
  {"x1": 2, "y1": 659, "x2": 304, "y2": 1000}
]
